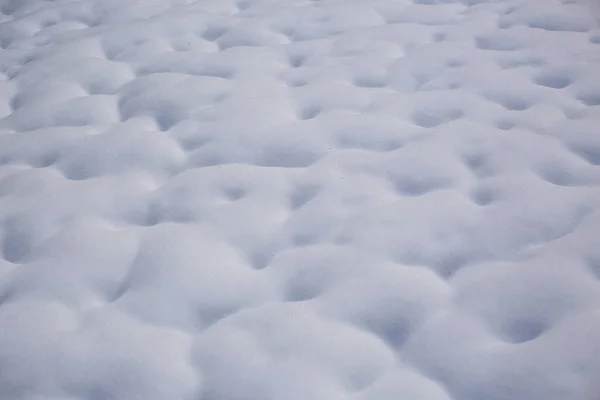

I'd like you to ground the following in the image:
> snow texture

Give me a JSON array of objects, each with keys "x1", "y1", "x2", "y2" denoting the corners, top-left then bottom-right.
[{"x1": 1, "y1": 0, "x2": 600, "y2": 399}]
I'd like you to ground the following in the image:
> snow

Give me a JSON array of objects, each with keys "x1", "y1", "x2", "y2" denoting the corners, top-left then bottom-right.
[{"x1": 0, "y1": 0, "x2": 600, "y2": 399}]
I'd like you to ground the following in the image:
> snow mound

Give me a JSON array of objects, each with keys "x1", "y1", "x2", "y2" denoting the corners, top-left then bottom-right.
[{"x1": 1, "y1": 0, "x2": 600, "y2": 399}]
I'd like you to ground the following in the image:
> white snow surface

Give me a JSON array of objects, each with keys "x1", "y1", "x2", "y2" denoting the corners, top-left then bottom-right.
[{"x1": 1, "y1": 0, "x2": 600, "y2": 399}]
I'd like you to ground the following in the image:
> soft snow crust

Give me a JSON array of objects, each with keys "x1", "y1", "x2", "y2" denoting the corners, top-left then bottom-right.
[{"x1": 1, "y1": 0, "x2": 600, "y2": 399}]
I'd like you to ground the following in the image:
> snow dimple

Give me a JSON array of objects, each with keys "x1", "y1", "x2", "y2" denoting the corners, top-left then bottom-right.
[
  {"x1": 475, "y1": 34, "x2": 525, "y2": 51},
  {"x1": 289, "y1": 182, "x2": 321, "y2": 210},
  {"x1": 317, "y1": 263, "x2": 451, "y2": 349},
  {"x1": 532, "y1": 69, "x2": 574, "y2": 89},
  {"x1": 412, "y1": 108, "x2": 464, "y2": 128},
  {"x1": 482, "y1": 90, "x2": 534, "y2": 111},
  {"x1": 1, "y1": 0, "x2": 600, "y2": 399},
  {"x1": 577, "y1": 91, "x2": 600, "y2": 107},
  {"x1": 501, "y1": 318, "x2": 548, "y2": 343},
  {"x1": 1, "y1": 218, "x2": 32, "y2": 263},
  {"x1": 497, "y1": 2, "x2": 596, "y2": 32}
]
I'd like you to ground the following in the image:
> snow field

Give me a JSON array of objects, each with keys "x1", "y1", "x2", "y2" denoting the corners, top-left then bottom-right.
[{"x1": 0, "y1": 0, "x2": 600, "y2": 399}]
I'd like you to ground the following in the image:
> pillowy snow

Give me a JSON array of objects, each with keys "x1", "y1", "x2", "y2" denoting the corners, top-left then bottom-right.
[{"x1": 1, "y1": 0, "x2": 600, "y2": 399}]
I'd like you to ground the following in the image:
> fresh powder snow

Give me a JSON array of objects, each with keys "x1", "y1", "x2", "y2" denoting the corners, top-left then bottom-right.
[{"x1": 0, "y1": 0, "x2": 600, "y2": 399}]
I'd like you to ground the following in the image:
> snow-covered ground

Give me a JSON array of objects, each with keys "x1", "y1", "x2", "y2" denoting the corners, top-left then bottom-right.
[{"x1": 1, "y1": 0, "x2": 600, "y2": 399}]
